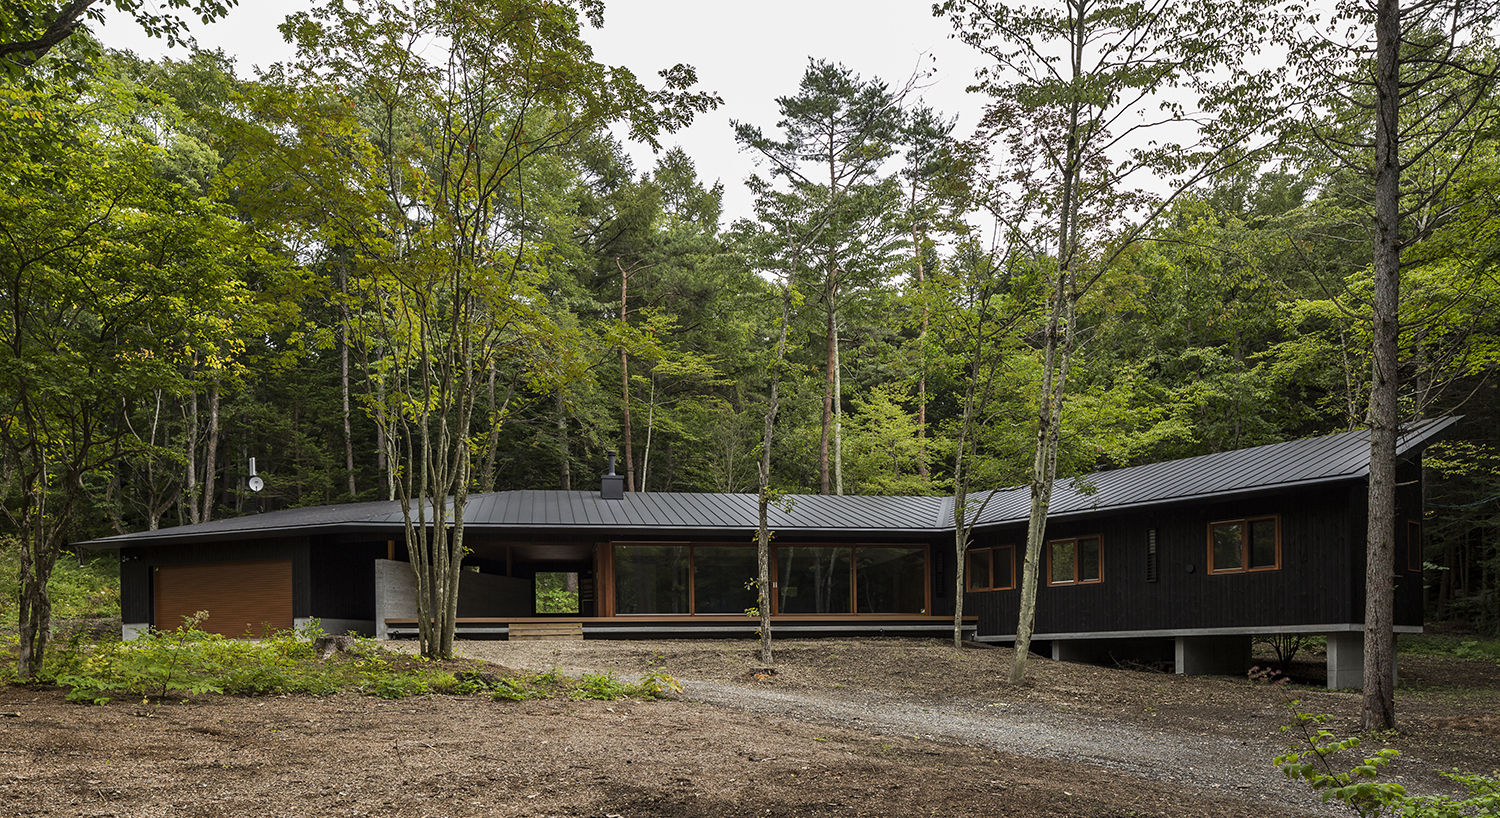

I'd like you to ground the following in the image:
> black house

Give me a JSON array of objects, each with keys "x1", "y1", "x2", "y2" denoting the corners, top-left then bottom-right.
[{"x1": 78, "y1": 417, "x2": 1456, "y2": 690}]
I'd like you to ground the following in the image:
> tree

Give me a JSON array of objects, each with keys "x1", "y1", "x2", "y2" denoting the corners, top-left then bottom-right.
[
  {"x1": 939, "y1": 0, "x2": 1290, "y2": 681},
  {"x1": 0, "y1": 0, "x2": 235, "y2": 76},
  {"x1": 1290, "y1": 0, "x2": 1500, "y2": 728},
  {"x1": 733, "y1": 59, "x2": 909, "y2": 495},
  {"x1": 275, "y1": 0, "x2": 715, "y2": 659},
  {"x1": 0, "y1": 73, "x2": 256, "y2": 677}
]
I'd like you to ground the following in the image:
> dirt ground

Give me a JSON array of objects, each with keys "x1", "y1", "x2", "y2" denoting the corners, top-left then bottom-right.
[{"x1": 2, "y1": 638, "x2": 1497, "y2": 817}]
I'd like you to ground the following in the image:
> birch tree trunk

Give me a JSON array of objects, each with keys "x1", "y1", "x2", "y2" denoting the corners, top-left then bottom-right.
[{"x1": 620, "y1": 263, "x2": 636, "y2": 493}]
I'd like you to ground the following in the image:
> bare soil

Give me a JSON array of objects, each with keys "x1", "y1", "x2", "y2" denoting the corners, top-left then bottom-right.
[{"x1": 2, "y1": 638, "x2": 1496, "y2": 817}]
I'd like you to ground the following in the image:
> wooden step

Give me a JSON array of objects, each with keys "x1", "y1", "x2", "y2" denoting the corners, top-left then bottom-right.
[{"x1": 508, "y1": 621, "x2": 584, "y2": 641}]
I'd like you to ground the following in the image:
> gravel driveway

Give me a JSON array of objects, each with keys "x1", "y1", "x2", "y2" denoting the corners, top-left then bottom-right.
[{"x1": 439, "y1": 638, "x2": 1340, "y2": 814}]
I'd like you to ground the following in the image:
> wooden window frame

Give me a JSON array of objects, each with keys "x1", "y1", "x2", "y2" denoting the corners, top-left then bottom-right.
[
  {"x1": 1206, "y1": 515, "x2": 1281, "y2": 574},
  {"x1": 965, "y1": 545, "x2": 1016, "y2": 592},
  {"x1": 1406, "y1": 520, "x2": 1423, "y2": 573},
  {"x1": 1045, "y1": 535, "x2": 1104, "y2": 587}
]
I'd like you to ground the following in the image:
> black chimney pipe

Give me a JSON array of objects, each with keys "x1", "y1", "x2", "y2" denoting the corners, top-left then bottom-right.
[{"x1": 601, "y1": 450, "x2": 624, "y2": 499}]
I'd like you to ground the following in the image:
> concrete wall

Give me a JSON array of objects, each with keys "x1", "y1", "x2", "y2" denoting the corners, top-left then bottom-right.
[{"x1": 374, "y1": 559, "x2": 531, "y2": 639}]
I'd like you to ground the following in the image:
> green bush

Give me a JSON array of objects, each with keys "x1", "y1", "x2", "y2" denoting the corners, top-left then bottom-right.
[
  {"x1": 1275, "y1": 701, "x2": 1500, "y2": 817},
  {"x1": 29, "y1": 618, "x2": 679, "y2": 706}
]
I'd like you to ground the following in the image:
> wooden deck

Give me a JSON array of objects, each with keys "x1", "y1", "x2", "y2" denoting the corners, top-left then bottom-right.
[{"x1": 381, "y1": 615, "x2": 978, "y2": 640}]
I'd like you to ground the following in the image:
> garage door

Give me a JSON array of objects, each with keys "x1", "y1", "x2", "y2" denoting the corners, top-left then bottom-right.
[{"x1": 154, "y1": 560, "x2": 294, "y2": 637}]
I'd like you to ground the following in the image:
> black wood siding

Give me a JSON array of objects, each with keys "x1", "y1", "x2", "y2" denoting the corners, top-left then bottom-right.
[
  {"x1": 967, "y1": 483, "x2": 1368, "y2": 637},
  {"x1": 309, "y1": 539, "x2": 386, "y2": 620},
  {"x1": 120, "y1": 539, "x2": 311, "y2": 625}
]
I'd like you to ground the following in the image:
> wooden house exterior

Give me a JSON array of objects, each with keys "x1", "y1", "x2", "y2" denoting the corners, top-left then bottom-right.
[{"x1": 82, "y1": 418, "x2": 1455, "y2": 690}]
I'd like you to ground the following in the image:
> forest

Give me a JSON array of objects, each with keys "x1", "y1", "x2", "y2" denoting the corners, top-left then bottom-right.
[{"x1": 0, "y1": 0, "x2": 1497, "y2": 661}]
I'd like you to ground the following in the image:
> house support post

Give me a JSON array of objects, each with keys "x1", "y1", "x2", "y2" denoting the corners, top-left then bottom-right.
[
  {"x1": 1326, "y1": 631, "x2": 1397, "y2": 691},
  {"x1": 1174, "y1": 635, "x2": 1251, "y2": 676}
]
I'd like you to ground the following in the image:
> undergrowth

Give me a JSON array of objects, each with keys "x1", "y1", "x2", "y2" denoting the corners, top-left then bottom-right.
[
  {"x1": 14, "y1": 615, "x2": 678, "y2": 705},
  {"x1": 1398, "y1": 634, "x2": 1500, "y2": 664},
  {"x1": 1274, "y1": 700, "x2": 1500, "y2": 817},
  {"x1": 0, "y1": 537, "x2": 120, "y2": 625}
]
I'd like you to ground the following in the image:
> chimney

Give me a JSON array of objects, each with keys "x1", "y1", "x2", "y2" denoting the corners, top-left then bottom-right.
[{"x1": 600, "y1": 450, "x2": 625, "y2": 500}]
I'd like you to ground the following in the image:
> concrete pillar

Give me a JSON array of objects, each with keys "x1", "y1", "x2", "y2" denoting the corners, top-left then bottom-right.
[
  {"x1": 1326, "y1": 631, "x2": 1363, "y2": 690},
  {"x1": 1174, "y1": 635, "x2": 1251, "y2": 676},
  {"x1": 122, "y1": 622, "x2": 149, "y2": 641},
  {"x1": 374, "y1": 559, "x2": 418, "y2": 640},
  {"x1": 1325, "y1": 632, "x2": 1398, "y2": 691}
]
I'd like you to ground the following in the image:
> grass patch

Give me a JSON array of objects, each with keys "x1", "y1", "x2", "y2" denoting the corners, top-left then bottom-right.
[
  {"x1": 13, "y1": 618, "x2": 678, "y2": 705},
  {"x1": 1398, "y1": 633, "x2": 1500, "y2": 663}
]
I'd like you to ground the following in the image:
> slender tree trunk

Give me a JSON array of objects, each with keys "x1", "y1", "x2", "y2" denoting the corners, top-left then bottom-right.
[
  {"x1": 200, "y1": 380, "x2": 220, "y2": 523},
  {"x1": 556, "y1": 391, "x2": 571, "y2": 491},
  {"x1": 818, "y1": 297, "x2": 836, "y2": 495},
  {"x1": 481, "y1": 362, "x2": 498, "y2": 490},
  {"x1": 914, "y1": 205, "x2": 930, "y2": 480},
  {"x1": 341, "y1": 275, "x2": 357, "y2": 499},
  {"x1": 376, "y1": 378, "x2": 392, "y2": 501},
  {"x1": 1010, "y1": 285, "x2": 1078, "y2": 684},
  {"x1": 641, "y1": 372, "x2": 657, "y2": 492},
  {"x1": 833, "y1": 320, "x2": 844, "y2": 496},
  {"x1": 620, "y1": 265, "x2": 636, "y2": 492},
  {"x1": 183, "y1": 392, "x2": 200, "y2": 525},
  {"x1": 756, "y1": 280, "x2": 795, "y2": 665},
  {"x1": 1362, "y1": 0, "x2": 1402, "y2": 731}
]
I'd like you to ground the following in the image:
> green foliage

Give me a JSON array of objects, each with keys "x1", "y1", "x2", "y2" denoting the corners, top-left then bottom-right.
[
  {"x1": 1275, "y1": 701, "x2": 1500, "y2": 817},
  {"x1": 0, "y1": 539, "x2": 118, "y2": 624},
  {"x1": 1399, "y1": 634, "x2": 1500, "y2": 663},
  {"x1": 29, "y1": 620, "x2": 674, "y2": 705},
  {"x1": 534, "y1": 572, "x2": 580, "y2": 614}
]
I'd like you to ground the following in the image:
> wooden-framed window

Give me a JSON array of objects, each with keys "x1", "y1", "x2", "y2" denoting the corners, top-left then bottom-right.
[
  {"x1": 966, "y1": 545, "x2": 1016, "y2": 591},
  {"x1": 1047, "y1": 536, "x2": 1102, "y2": 586},
  {"x1": 1207, "y1": 516, "x2": 1280, "y2": 574},
  {"x1": 1407, "y1": 520, "x2": 1423, "y2": 573}
]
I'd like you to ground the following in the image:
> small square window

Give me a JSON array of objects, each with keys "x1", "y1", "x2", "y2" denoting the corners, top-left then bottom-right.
[
  {"x1": 966, "y1": 545, "x2": 1014, "y2": 591},
  {"x1": 1047, "y1": 536, "x2": 1102, "y2": 586},
  {"x1": 1208, "y1": 516, "x2": 1280, "y2": 574}
]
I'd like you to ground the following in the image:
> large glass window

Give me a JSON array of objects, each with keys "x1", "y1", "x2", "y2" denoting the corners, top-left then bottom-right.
[
  {"x1": 856, "y1": 547, "x2": 926, "y2": 613},
  {"x1": 1208, "y1": 516, "x2": 1279, "y2": 574},
  {"x1": 776, "y1": 546, "x2": 852, "y2": 614},
  {"x1": 1047, "y1": 536, "x2": 1103, "y2": 586},
  {"x1": 693, "y1": 546, "x2": 758, "y2": 614},
  {"x1": 614, "y1": 544, "x2": 689, "y2": 613},
  {"x1": 611, "y1": 542, "x2": 929, "y2": 616}
]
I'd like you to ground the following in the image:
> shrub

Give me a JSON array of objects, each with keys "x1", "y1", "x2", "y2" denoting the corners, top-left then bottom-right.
[
  {"x1": 34, "y1": 621, "x2": 678, "y2": 706},
  {"x1": 1275, "y1": 700, "x2": 1500, "y2": 817}
]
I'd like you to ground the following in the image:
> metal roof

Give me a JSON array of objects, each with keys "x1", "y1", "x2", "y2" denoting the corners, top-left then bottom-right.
[
  {"x1": 968, "y1": 416, "x2": 1460, "y2": 526},
  {"x1": 78, "y1": 417, "x2": 1457, "y2": 549}
]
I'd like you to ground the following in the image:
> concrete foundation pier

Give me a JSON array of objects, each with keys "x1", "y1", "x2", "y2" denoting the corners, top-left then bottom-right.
[{"x1": 1174, "y1": 635, "x2": 1251, "y2": 676}]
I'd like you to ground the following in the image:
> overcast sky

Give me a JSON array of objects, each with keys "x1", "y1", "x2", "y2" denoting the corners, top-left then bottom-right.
[{"x1": 101, "y1": 1, "x2": 988, "y2": 225}]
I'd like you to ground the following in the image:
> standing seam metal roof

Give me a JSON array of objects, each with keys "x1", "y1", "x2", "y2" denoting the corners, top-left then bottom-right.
[{"x1": 77, "y1": 418, "x2": 1457, "y2": 548}]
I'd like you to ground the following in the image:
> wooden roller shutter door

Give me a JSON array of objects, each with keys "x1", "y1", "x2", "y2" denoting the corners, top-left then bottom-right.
[{"x1": 154, "y1": 560, "x2": 294, "y2": 637}]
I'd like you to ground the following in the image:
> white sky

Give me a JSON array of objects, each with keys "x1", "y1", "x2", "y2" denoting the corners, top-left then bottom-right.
[{"x1": 100, "y1": 0, "x2": 987, "y2": 225}]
